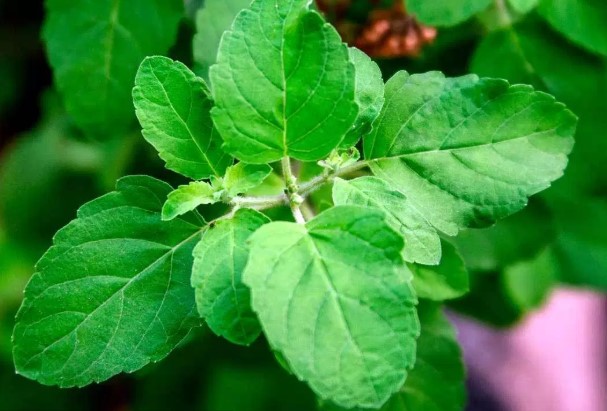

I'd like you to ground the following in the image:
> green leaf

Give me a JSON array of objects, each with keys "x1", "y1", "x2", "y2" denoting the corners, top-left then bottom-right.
[
  {"x1": 210, "y1": 0, "x2": 359, "y2": 163},
  {"x1": 508, "y1": 0, "x2": 539, "y2": 14},
  {"x1": 539, "y1": 0, "x2": 607, "y2": 56},
  {"x1": 322, "y1": 303, "x2": 466, "y2": 411},
  {"x1": 224, "y1": 163, "x2": 273, "y2": 197},
  {"x1": 12, "y1": 176, "x2": 204, "y2": 387},
  {"x1": 553, "y1": 198, "x2": 607, "y2": 290},
  {"x1": 43, "y1": 0, "x2": 183, "y2": 137},
  {"x1": 193, "y1": 0, "x2": 252, "y2": 81},
  {"x1": 365, "y1": 71, "x2": 576, "y2": 236},
  {"x1": 503, "y1": 247, "x2": 556, "y2": 310},
  {"x1": 340, "y1": 48, "x2": 385, "y2": 148},
  {"x1": 162, "y1": 181, "x2": 217, "y2": 221},
  {"x1": 133, "y1": 56, "x2": 233, "y2": 180},
  {"x1": 471, "y1": 19, "x2": 607, "y2": 196},
  {"x1": 409, "y1": 241, "x2": 469, "y2": 301},
  {"x1": 192, "y1": 208, "x2": 269, "y2": 345},
  {"x1": 332, "y1": 177, "x2": 441, "y2": 265},
  {"x1": 407, "y1": 0, "x2": 492, "y2": 27},
  {"x1": 382, "y1": 303, "x2": 466, "y2": 411},
  {"x1": 452, "y1": 199, "x2": 555, "y2": 271},
  {"x1": 244, "y1": 206, "x2": 419, "y2": 409},
  {"x1": 449, "y1": 270, "x2": 524, "y2": 327}
]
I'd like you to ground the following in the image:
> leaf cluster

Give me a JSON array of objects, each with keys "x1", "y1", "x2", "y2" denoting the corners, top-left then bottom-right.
[{"x1": 10, "y1": 0, "x2": 580, "y2": 410}]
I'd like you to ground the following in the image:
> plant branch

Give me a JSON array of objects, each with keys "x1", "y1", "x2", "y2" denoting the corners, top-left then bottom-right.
[
  {"x1": 229, "y1": 159, "x2": 371, "y2": 213},
  {"x1": 281, "y1": 157, "x2": 306, "y2": 223}
]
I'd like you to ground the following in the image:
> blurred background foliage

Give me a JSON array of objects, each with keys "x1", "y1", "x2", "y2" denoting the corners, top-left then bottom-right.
[{"x1": 0, "y1": 0, "x2": 605, "y2": 410}]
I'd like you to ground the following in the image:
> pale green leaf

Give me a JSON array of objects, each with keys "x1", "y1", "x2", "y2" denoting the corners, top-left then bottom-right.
[
  {"x1": 365, "y1": 71, "x2": 575, "y2": 236},
  {"x1": 504, "y1": 247, "x2": 556, "y2": 310},
  {"x1": 332, "y1": 177, "x2": 441, "y2": 265},
  {"x1": 409, "y1": 241, "x2": 469, "y2": 301},
  {"x1": 193, "y1": 0, "x2": 252, "y2": 81},
  {"x1": 322, "y1": 303, "x2": 466, "y2": 411},
  {"x1": 12, "y1": 176, "x2": 204, "y2": 387},
  {"x1": 133, "y1": 56, "x2": 232, "y2": 180},
  {"x1": 43, "y1": 0, "x2": 183, "y2": 137},
  {"x1": 162, "y1": 181, "x2": 217, "y2": 221},
  {"x1": 407, "y1": 0, "x2": 492, "y2": 27},
  {"x1": 341, "y1": 48, "x2": 385, "y2": 148},
  {"x1": 210, "y1": 0, "x2": 359, "y2": 163},
  {"x1": 539, "y1": 0, "x2": 607, "y2": 56},
  {"x1": 244, "y1": 206, "x2": 419, "y2": 409},
  {"x1": 192, "y1": 208, "x2": 269, "y2": 345},
  {"x1": 224, "y1": 163, "x2": 272, "y2": 197}
]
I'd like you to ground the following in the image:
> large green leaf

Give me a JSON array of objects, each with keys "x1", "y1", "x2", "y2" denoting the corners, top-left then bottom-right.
[
  {"x1": 43, "y1": 0, "x2": 183, "y2": 137},
  {"x1": 539, "y1": 0, "x2": 607, "y2": 56},
  {"x1": 12, "y1": 176, "x2": 204, "y2": 387},
  {"x1": 244, "y1": 206, "x2": 419, "y2": 408},
  {"x1": 471, "y1": 19, "x2": 607, "y2": 196},
  {"x1": 191, "y1": 208, "x2": 269, "y2": 345},
  {"x1": 210, "y1": 0, "x2": 358, "y2": 163},
  {"x1": 409, "y1": 241, "x2": 469, "y2": 301},
  {"x1": 332, "y1": 177, "x2": 441, "y2": 265},
  {"x1": 323, "y1": 303, "x2": 466, "y2": 411},
  {"x1": 133, "y1": 56, "x2": 232, "y2": 180},
  {"x1": 365, "y1": 71, "x2": 575, "y2": 236},
  {"x1": 407, "y1": 0, "x2": 492, "y2": 27},
  {"x1": 193, "y1": 0, "x2": 252, "y2": 81},
  {"x1": 341, "y1": 48, "x2": 385, "y2": 148}
]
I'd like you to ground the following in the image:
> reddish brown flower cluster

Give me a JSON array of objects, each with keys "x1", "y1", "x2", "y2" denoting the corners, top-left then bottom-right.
[{"x1": 316, "y1": 0, "x2": 437, "y2": 58}]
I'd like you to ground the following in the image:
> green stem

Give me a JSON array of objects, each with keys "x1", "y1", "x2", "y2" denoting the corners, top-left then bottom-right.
[
  {"x1": 229, "y1": 159, "x2": 371, "y2": 213},
  {"x1": 281, "y1": 157, "x2": 306, "y2": 223}
]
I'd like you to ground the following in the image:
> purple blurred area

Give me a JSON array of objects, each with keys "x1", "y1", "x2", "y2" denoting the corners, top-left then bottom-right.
[{"x1": 457, "y1": 289, "x2": 607, "y2": 411}]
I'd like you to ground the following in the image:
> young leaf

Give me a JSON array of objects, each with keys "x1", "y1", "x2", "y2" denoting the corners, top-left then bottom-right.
[
  {"x1": 407, "y1": 0, "x2": 492, "y2": 27},
  {"x1": 244, "y1": 206, "x2": 420, "y2": 409},
  {"x1": 162, "y1": 181, "x2": 217, "y2": 221},
  {"x1": 332, "y1": 176, "x2": 441, "y2": 265},
  {"x1": 192, "y1": 208, "x2": 269, "y2": 345},
  {"x1": 210, "y1": 0, "x2": 359, "y2": 163},
  {"x1": 322, "y1": 303, "x2": 466, "y2": 411},
  {"x1": 365, "y1": 71, "x2": 576, "y2": 236},
  {"x1": 224, "y1": 163, "x2": 273, "y2": 197},
  {"x1": 133, "y1": 56, "x2": 232, "y2": 180},
  {"x1": 193, "y1": 0, "x2": 252, "y2": 81},
  {"x1": 340, "y1": 48, "x2": 385, "y2": 148},
  {"x1": 539, "y1": 0, "x2": 607, "y2": 56},
  {"x1": 409, "y1": 241, "x2": 469, "y2": 301},
  {"x1": 43, "y1": 0, "x2": 183, "y2": 137},
  {"x1": 12, "y1": 176, "x2": 204, "y2": 387}
]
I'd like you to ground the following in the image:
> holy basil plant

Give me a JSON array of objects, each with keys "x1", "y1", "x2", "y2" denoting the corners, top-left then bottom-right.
[{"x1": 12, "y1": 0, "x2": 576, "y2": 409}]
